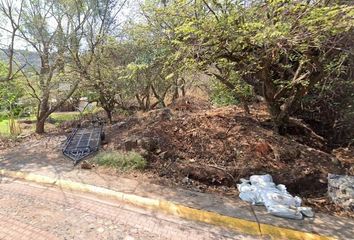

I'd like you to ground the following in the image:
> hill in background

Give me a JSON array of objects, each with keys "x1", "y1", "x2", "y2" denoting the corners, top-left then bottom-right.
[{"x1": 0, "y1": 49, "x2": 40, "y2": 69}]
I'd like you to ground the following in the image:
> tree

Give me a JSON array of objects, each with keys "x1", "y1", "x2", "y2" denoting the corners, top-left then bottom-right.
[
  {"x1": 0, "y1": 0, "x2": 127, "y2": 133},
  {"x1": 121, "y1": 2, "x2": 198, "y2": 110},
  {"x1": 77, "y1": 0, "x2": 129, "y2": 123},
  {"x1": 0, "y1": 0, "x2": 84, "y2": 133},
  {"x1": 0, "y1": 0, "x2": 26, "y2": 82},
  {"x1": 84, "y1": 39, "x2": 134, "y2": 122},
  {"x1": 152, "y1": 0, "x2": 354, "y2": 133}
]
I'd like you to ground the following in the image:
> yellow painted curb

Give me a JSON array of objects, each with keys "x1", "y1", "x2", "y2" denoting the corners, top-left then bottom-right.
[{"x1": 0, "y1": 169, "x2": 336, "y2": 240}]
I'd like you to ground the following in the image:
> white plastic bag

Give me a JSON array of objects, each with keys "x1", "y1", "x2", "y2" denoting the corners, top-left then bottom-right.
[
  {"x1": 262, "y1": 191, "x2": 299, "y2": 208},
  {"x1": 267, "y1": 205, "x2": 303, "y2": 220},
  {"x1": 250, "y1": 174, "x2": 273, "y2": 185},
  {"x1": 237, "y1": 182, "x2": 263, "y2": 205},
  {"x1": 237, "y1": 174, "x2": 313, "y2": 220}
]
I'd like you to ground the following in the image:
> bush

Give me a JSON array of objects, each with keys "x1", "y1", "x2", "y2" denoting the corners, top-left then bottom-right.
[
  {"x1": 0, "y1": 112, "x2": 7, "y2": 121},
  {"x1": 210, "y1": 77, "x2": 254, "y2": 107},
  {"x1": 294, "y1": 56, "x2": 354, "y2": 148},
  {"x1": 210, "y1": 81, "x2": 239, "y2": 106},
  {"x1": 93, "y1": 150, "x2": 147, "y2": 171}
]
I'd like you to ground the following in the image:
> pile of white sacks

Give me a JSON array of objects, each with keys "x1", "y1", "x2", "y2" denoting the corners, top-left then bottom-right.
[{"x1": 237, "y1": 174, "x2": 314, "y2": 220}]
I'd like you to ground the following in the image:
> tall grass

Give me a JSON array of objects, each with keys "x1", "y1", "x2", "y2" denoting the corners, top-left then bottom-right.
[{"x1": 0, "y1": 116, "x2": 21, "y2": 136}]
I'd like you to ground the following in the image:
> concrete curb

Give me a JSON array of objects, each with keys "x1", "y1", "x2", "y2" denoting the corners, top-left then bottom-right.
[{"x1": 0, "y1": 169, "x2": 336, "y2": 240}]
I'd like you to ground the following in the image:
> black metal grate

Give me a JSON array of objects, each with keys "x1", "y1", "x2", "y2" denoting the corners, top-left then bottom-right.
[{"x1": 62, "y1": 122, "x2": 104, "y2": 164}]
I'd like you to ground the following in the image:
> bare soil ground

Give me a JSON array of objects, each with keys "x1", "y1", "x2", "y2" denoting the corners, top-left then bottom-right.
[
  {"x1": 1, "y1": 97, "x2": 353, "y2": 217},
  {"x1": 104, "y1": 97, "x2": 353, "y2": 217}
]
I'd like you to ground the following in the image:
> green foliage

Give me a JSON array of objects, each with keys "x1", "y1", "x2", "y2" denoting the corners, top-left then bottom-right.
[
  {"x1": 211, "y1": 81, "x2": 239, "y2": 106},
  {"x1": 1, "y1": 0, "x2": 352, "y2": 138},
  {"x1": 145, "y1": 0, "x2": 354, "y2": 130},
  {"x1": 0, "y1": 119, "x2": 10, "y2": 135},
  {"x1": 49, "y1": 112, "x2": 81, "y2": 123},
  {"x1": 119, "y1": 7, "x2": 199, "y2": 110},
  {"x1": 296, "y1": 62, "x2": 354, "y2": 146},
  {"x1": 0, "y1": 112, "x2": 7, "y2": 121},
  {"x1": 0, "y1": 61, "x2": 25, "y2": 135},
  {"x1": 94, "y1": 150, "x2": 147, "y2": 171},
  {"x1": 0, "y1": 82, "x2": 24, "y2": 115}
]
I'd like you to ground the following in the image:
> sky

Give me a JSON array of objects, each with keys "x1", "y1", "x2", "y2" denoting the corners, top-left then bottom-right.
[{"x1": 0, "y1": 0, "x2": 141, "y2": 51}]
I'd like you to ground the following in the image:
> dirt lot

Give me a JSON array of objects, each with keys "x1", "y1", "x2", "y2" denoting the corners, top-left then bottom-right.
[
  {"x1": 1, "y1": 97, "x2": 353, "y2": 217},
  {"x1": 87, "y1": 97, "x2": 351, "y2": 217}
]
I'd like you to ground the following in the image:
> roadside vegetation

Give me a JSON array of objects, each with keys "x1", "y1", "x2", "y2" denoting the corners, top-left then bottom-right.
[
  {"x1": 0, "y1": 0, "x2": 353, "y2": 216},
  {"x1": 0, "y1": 119, "x2": 9, "y2": 135},
  {"x1": 93, "y1": 151, "x2": 147, "y2": 171},
  {"x1": 0, "y1": 0, "x2": 352, "y2": 142}
]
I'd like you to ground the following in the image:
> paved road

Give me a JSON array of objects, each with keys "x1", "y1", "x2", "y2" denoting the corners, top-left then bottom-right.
[{"x1": 0, "y1": 178, "x2": 257, "y2": 240}]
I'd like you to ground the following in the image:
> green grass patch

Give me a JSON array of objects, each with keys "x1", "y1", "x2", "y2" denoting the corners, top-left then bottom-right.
[
  {"x1": 0, "y1": 119, "x2": 9, "y2": 135},
  {"x1": 50, "y1": 112, "x2": 81, "y2": 122},
  {"x1": 93, "y1": 150, "x2": 147, "y2": 171}
]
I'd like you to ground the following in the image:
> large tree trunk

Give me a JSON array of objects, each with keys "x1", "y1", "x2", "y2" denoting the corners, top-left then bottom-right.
[
  {"x1": 35, "y1": 87, "x2": 50, "y2": 134},
  {"x1": 261, "y1": 63, "x2": 290, "y2": 134},
  {"x1": 267, "y1": 101, "x2": 289, "y2": 134},
  {"x1": 35, "y1": 109, "x2": 50, "y2": 134},
  {"x1": 34, "y1": 77, "x2": 78, "y2": 134},
  {"x1": 35, "y1": 119, "x2": 46, "y2": 134}
]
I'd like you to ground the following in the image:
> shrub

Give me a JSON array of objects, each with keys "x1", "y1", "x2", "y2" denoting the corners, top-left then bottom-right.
[
  {"x1": 0, "y1": 112, "x2": 7, "y2": 121},
  {"x1": 210, "y1": 79, "x2": 254, "y2": 108},
  {"x1": 93, "y1": 150, "x2": 147, "y2": 171},
  {"x1": 210, "y1": 81, "x2": 239, "y2": 106}
]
